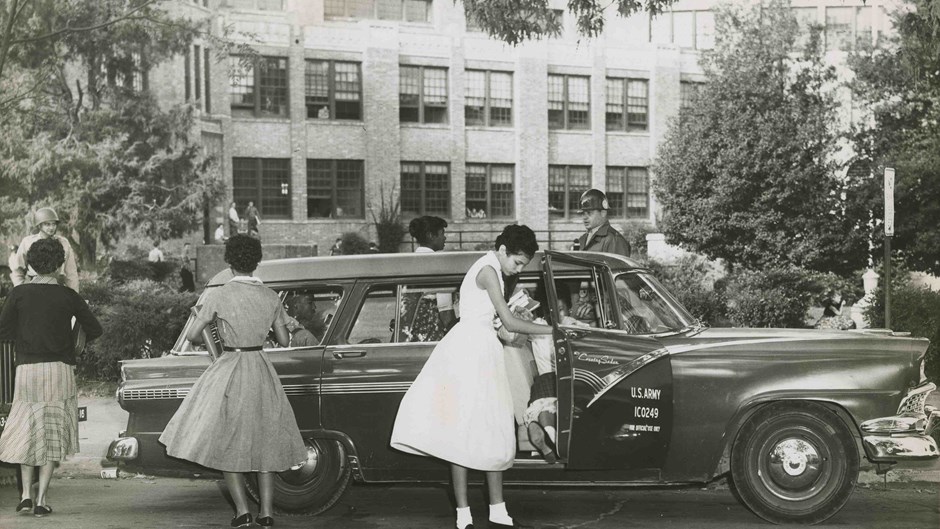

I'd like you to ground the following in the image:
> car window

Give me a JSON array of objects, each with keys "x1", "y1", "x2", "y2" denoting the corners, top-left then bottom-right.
[
  {"x1": 399, "y1": 284, "x2": 460, "y2": 343},
  {"x1": 276, "y1": 286, "x2": 344, "y2": 348},
  {"x1": 347, "y1": 287, "x2": 397, "y2": 345},
  {"x1": 613, "y1": 273, "x2": 686, "y2": 334}
]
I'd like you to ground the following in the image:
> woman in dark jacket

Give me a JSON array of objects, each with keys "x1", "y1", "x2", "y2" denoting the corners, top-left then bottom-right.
[{"x1": 0, "y1": 238, "x2": 102, "y2": 517}]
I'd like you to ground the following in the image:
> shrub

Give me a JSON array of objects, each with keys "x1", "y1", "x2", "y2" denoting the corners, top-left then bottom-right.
[
  {"x1": 77, "y1": 279, "x2": 197, "y2": 381},
  {"x1": 865, "y1": 282, "x2": 940, "y2": 385},
  {"x1": 647, "y1": 256, "x2": 728, "y2": 326},
  {"x1": 724, "y1": 267, "x2": 819, "y2": 328},
  {"x1": 370, "y1": 184, "x2": 406, "y2": 253},
  {"x1": 619, "y1": 222, "x2": 658, "y2": 259},
  {"x1": 108, "y1": 258, "x2": 177, "y2": 284},
  {"x1": 339, "y1": 231, "x2": 371, "y2": 255}
]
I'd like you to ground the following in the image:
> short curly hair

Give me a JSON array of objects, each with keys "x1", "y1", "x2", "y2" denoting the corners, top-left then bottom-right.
[
  {"x1": 26, "y1": 238, "x2": 65, "y2": 275},
  {"x1": 225, "y1": 234, "x2": 263, "y2": 273},
  {"x1": 408, "y1": 216, "x2": 448, "y2": 246},
  {"x1": 494, "y1": 224, "x2": 538, "y2": 259}
]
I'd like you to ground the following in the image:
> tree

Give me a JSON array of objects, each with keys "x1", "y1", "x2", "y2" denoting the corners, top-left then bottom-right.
[
  {"x1": 0, "y1": 0, "x2": 224, "y2": 265},
  {"x1": 652, "y1": 0, "x2": 869, "y2": 276},
  {"x1": 848, "y1": 0, "x2": 940, "y2": 275},
  {"x1": 463, "y1": 0, "x2": 677, "y2": 45}
]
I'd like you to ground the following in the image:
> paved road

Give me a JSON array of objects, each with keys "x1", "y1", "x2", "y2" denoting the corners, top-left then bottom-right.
[{"x1": 0, "y1": 477, "x2": 936, "y2": 529}]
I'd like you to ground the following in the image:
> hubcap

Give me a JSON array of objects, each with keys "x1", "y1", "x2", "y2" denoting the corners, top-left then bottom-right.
[
  {"x1": 758, "y1": 431, "x2": 833, "y2": 501},
  {"x1": 278, "y1": 440, "x2": 322, "y2": 486}
]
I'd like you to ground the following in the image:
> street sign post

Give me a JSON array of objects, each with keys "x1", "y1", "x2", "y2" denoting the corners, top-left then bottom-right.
[{"x1": 884, "y1": 167, "x2": 895, "y2": 329}]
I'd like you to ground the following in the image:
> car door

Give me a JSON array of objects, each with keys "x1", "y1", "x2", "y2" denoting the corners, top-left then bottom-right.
[
  {"x1": 319, "y1": 277, "x2": 461, "y2": 479},
  {"x1": 543, "y1": 251, "x2": 674, "y2": 470}
]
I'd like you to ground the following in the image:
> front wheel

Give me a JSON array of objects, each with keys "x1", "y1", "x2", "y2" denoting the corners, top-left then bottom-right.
[
  {"x1": 730, "y1": 401, "x2": 859, "y2": 525},
  {"x1": 246, "y1": 438, "x2": 352, "y2": 515}
]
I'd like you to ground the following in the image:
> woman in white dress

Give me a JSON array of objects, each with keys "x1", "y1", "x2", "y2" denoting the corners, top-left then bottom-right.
[{"x1": 391, "y1": 224, "x2": 552, "y2": 529}]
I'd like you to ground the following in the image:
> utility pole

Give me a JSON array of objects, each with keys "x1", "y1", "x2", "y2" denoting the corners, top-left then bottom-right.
[{"x1": 884, "y1": 166, "x2": 894, "y2": 329}]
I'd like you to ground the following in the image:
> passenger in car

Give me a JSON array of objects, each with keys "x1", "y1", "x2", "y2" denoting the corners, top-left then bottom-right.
[{"x1": 391, "y1": 225, "x2": 553, "y2": 529}]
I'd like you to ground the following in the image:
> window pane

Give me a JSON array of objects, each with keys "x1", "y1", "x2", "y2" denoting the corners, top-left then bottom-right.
[
  {"x1": 567, "y1": 166, "x2": 590, "y2": 214},
  {"x1": 324, "y1": 0, "x2": 346, "y2": 18},
  {"x1": 400, "y1": 162, "x2": 422, "y2": 215},
  {"x1": 548, "y1": 166, "x2": 566, "y2": 218},
  {"x1": 335, "y1": 160, "x2": 363, "y2": 218},
  {"x1": 567, "y1": 76, "x2": 589, "y2": 129},
  {"x1": 465, "y1": 164, "x2": 487, "y2": 216},
  {"x1": 626, "y1": 79, "x2": 648, "y2": 131},
  {"x1": 400, "y1": 66, "x2": 420, "y2": 122},
  {"x1": 856, "y1": 6, "x2": 872, "y2": 48},
  {"x1": 606, "y1": 78, "x2": 624, "y2": 131},
  {"x1": 230, "y1": 56, "x2": 254, "y2": 107},
  {"x1": 232, "y1": 158, "x2": 258, "y2": 209},
  {"x1": 464, "y1": 70, "x2": 486, "y2": 126},
  {"x1": 695, "y1": 11, "x2": 715, "y2": 50},
  {"x1": 305, "y1": 60, "x2": 330, "y2": 119},
  {"x1": 424, "y1": 163, "x2": 450, "y2": 216},
  {"x1": 259, "y1": 57, "x2": 288, "y2": 116},
  {"x1": 261, "y1": 158, "x2": 291, "y2": 218},
  {"x1": 423, "y1": 68, "x2": 448, "y2": 124},
  {"x1": 673, "y1": 11, "x2": 695, "y2": 49},
  {"x1": 792, "y1": 7, "x2": 818, "y2": 51},
  {"x1": 650, "y1": 12, "x2": 671, "y2": 44},
  {"x1": 489, "y1": 72, "x2": 512, "y2": 126},
  {"x1": 606, "y1": 167, "x2": 625, "y2": 217},
  {"x1": 334, "y1": 62, "x2": 362, "y2": 120},
  {"x1": 826, "y1": 7, "x2": 853, "y2": 51},
  {"x1": 404, "y1": 0, "x2": 429, "y2": 23},
  {"x1": 257, "y1": 0, "x2": 284, "y2": 10},
  {"x1": 547, "y1": 75, "x2": 565, "y2": 129},
  {"x1": 489, "y1": 165, "x2": 514, "y2": 218},
  {"x1": 376, "y1": 0, "x2": 400, "y2": 20},
  {"x1": 626, "y1": 167, "x2": 649, "y2": 218},
  {"x1": 348, "y1": 288, "x2": 396, "y2": 345},
  {"x1": 306, "y1": 159, "x2": 334, "y2": 218}
]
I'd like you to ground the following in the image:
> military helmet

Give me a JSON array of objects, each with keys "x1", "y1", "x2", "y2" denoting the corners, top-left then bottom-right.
[
  {"x1": 578, "y1": 189, "x2": 610, "y2": 211},
  {"x1": 34, "y1": 207, "x2": 60, "y2": 224}
]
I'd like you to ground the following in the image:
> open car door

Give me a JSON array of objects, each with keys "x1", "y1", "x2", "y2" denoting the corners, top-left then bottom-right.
[{"x1": 542, "y1": 251, "x2": 673, "y2": 471}]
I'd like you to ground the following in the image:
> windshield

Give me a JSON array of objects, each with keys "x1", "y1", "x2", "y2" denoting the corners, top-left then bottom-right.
[{"x1": 612, "y1": 272, "x2": 695, "y2": 334}]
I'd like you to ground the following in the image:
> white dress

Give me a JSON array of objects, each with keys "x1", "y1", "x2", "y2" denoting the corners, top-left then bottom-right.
[{"x1": 390, "y1": 251, "x2": 515, "y2": 471}]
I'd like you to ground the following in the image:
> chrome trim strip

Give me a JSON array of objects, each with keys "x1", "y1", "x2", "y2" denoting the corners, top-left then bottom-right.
[
  {"x1": 122, "y1": 381, "x2": 414, "y2": 401},
  {"x1": 666, "y1": 337, "x2": 811, "y2": 355},
  {"x1": 587, "y1": 348, "x2": 670, "y2": 408},
  {"x1": 863, "y1": 433, "x2": 939, "y2": 460}
]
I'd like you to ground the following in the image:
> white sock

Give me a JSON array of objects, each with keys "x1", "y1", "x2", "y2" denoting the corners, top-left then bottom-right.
[
  {"x1": 545, "y1": 425, "x2": 556, "y2": 444},
  {"x1": 456, "y1": 506, "x2": 472, "y2": 529},
  {"x1": 489, "y1": 502, "x2": 513, "y2": 525}
]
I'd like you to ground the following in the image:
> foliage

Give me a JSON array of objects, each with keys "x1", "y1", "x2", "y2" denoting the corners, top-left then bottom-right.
[
  {"x1": 619, "y1": 222, "x2": 658, "y2": 259},
  {"x1": 462, "y1": 0, "x2": 677, "y2": 45},
  {"x1": 864, "y1": 280, "x2": 940, "y2": 385},
  {"x1": 0, "y1": 0, "x2": 224, "y2": 266},
  {"x1": 339, "y1": 232, "x2": 371, "y2": 255},
  {"x1": 107, "y1": 259, "x2": 177, "y2": 284},
  {"x1": 78, "y1": 279, "x2": 197, "y2": 381},
  {"x1": 724, "y1": 267, "x2": 820, "y2": 328},
  {"x1": 848, "y1": 0, "x2": 940, "y2": 275},
  {"x1": 370, "y1": 184, "x2": 406, "y2": 253},
  {"x1": 652, "y1": 0, "x2": 868, "y2": 277},
  {"x1": 646, "y1": 256, "x2": 728, "y2": 326}
]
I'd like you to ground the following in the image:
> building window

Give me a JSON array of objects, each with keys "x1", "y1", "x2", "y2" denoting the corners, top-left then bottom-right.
[
  {"x1": 606, "y1": 78, "x2": 648, "y2": 132},
  {"x1": 548, "y1": 165, "x2": 591, "y2": 219},
  {"x1": 194, "y1": 45, "x2": 202, "y2": 103},
  {"x1": 307, "y1": 160, "x2": 364, "y2": 219},
  {"x1": 204, "y1": 47, "x2": 212, "y2": 113},
  {"x1": 184, "y1": 49, "x2": 192, "y2": 101},
  {"x1": 680, "y1": 81, "x2": 704, "y2": 108},
  {"x1": 305, "y1": 60, "x2": 362, "y2": 120},
  {"x1": 651, "y1": 10, "x2": 714, "y2": 50},
  {"x1": 607, "y1": 167, "x2": 649, "y2": 218},
  {"x1": 229, "y1": 55, "x2": 289, "y2": 117},
  {"x1": 465, "y1": 164, "x2": 514, "y2": 218},
  {"x1": 325, "y1": 0, "x2": 431, "y2": 23},
  {"x1": 226, "y1": 0, "x2": 285, "y2": 9},
  {"x1": 464, "y1": 70, "x2": 512, "y2": 127},
  {"x1": 401, "y1": 162, "x2": 450, "y2": 217},
  {"x1": 400, "y1": 66, "x2": 448, "y2": 124},
  {"x1": 825, "y1": 6, "x2": 872, "y2": 51},
  {"x1": 232, "y1": 158, "x2": 292, "y2": 219},
  {"x1": 548, "y1": 74, "x2": 589, "y2": 130}
]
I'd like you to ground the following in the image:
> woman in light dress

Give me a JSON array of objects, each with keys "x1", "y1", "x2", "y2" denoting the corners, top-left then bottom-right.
[{"x1": 391, "y1": 224, "x2": 552, "y2": 529}]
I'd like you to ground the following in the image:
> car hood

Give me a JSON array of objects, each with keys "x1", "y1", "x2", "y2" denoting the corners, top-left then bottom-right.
[{"x1": 664, "y1": 326, "x2": 929, "y2": 361}]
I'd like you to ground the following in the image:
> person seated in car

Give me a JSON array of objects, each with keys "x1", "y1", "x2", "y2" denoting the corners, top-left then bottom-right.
[
  {"x1": 286, "y1": 316, "x2": 318, "y2": 347},
  {"x1": 572, "y1": 282, "x2": 597, "y2": 326},
  {"x1": 285, "y1": 294, "x2": 327, "y2": 343}
]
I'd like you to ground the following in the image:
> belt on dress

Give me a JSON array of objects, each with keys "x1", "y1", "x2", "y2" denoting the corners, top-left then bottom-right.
[{"x1": 222, "y1": 346, "x2": 263, "y2": 352}]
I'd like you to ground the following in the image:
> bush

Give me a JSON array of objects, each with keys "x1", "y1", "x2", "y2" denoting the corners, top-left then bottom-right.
[
  {"x1": 370, "y1": 184, "x2": 406, "y2": 253},
  {"x1": 865, "y1": 282, "x2": 940, "y2": 385},
  {"x1": 339, "y1": 231, "x2": 371, "y2": 255},
  {"x1": 724, "y1": 267, "x2": 819, "y2": 328},
  {"x1": 647, "y1": 256, "x2": 728, "y2": 326},
  {"x1": 77, "y1": 279, "x2": 197, "y2": 381},
  {"x1": 108, "y1": 258, "x2": 177, "y2": 284}
]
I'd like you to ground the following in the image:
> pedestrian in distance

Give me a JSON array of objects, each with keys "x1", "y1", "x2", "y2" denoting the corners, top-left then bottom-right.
[
  {"x1": 179, "y1": 242, "x2": 196, "y2": 293},
  {"x1": 576, "y1": 189, "x2": 631, "y2": 258},
  {"x1": 0, "y1": 238, "x2": 103, "y2": 518},
  {"x1": 214, "y1": 223, "x2": 226, "y2": 243},
  {"x1": 391, "y1": 224, "x2": 553, "y2": 529},
  {"x1": 329, "y1": 238, "x2": 342, "y2": 256},
  {"x1": 148, "y1": 240, "x2": 165, "y2": 263},
  {"x1": 244, "y1": 201, "x2": 261, "y2": 239},
  {"x1": 10, "y1": 207, "x2": 80, "y2": 293},
  {"x1": 228, "y1": 201, "x2": 240, "y2": 238},
  {"x1": 159, "y1": 235, "x2": 307, "y2": 528}
]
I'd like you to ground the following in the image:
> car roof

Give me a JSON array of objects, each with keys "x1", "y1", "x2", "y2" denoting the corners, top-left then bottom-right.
[{"x1": 207, "y1": 250, "x2": 645, "y2": 286}]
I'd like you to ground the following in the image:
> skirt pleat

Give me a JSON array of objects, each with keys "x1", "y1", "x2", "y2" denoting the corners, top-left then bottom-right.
[{"x1": 0, "y1": 362, "x2": 79, "y2": 466}]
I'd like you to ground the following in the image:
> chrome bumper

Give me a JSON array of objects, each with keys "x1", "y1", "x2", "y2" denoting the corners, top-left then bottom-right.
[
  {"x1": 861, "y1": 382, "x2": 940, "y2": 461},
  {"x1": 107, "y1": 436, "x2": 140, "y2": 462}
]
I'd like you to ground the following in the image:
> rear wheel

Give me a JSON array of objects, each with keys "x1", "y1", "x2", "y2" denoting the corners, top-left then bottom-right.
[
  {"x1": 730, "y1": 401, "x2": 858, "y2": 525},
  {"x1": 246, "y1": 438, "x2": 352, "y2": 515}
]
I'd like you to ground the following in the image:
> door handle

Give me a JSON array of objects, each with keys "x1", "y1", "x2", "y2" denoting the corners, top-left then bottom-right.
[{"x1": 332, "y1": 350, "x2": 367, "y2": 359}]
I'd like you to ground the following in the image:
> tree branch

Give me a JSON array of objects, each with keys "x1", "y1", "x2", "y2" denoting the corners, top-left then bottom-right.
[{"x1": 8, "y1": 0, "x2": 160, "y2": 46}]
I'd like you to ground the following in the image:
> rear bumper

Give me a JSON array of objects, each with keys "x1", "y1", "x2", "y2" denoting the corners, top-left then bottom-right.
[
  {"x1": 107, "y1": 435, "x2": 139, "y2": 462},
  {"x1": 861, "y1": 383, "x2": 940, "y2": 461}
]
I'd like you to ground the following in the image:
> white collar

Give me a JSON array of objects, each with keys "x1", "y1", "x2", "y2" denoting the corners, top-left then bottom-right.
[
  {"x1": 414, "y1": 246, "x2": 435, "y2": 253},
  {"x1": 230, "y1": 275, "x2": 263, "y2": 284},
  {"x1": 30, "y1": 275, "x2": 58, "y2": 285}
]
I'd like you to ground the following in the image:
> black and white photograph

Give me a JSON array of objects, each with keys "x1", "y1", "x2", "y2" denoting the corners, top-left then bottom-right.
[{"x1": 0, "y1": 0, "x2": 938, "y2": 527}]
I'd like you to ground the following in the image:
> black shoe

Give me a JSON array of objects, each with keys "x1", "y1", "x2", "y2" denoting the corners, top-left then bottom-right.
[
  {"x1": 230, "y1": 512, "x2": 252, "y2": 527},
  {"x1": 257, "y1": 514, "x2": 274, "y2": 526},
  {"x1": 33, "y1": 504, "x2": 52, "y2": 517},
  {"x1": 16, "y1": 499, "x2": 32, "y2": 514}
]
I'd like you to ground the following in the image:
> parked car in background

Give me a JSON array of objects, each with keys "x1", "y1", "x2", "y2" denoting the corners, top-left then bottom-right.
[{"x1": 108, "y1": 251, "x2": 939, "y2": 525}]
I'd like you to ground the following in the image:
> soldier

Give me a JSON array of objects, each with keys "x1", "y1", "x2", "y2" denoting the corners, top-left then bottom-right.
[
  {"x1": 10, "y1": 207, "x2": 80, "y2": 292},
  {"x1": 575, "y1": 188, "x2": 631, "y2": 258}
]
